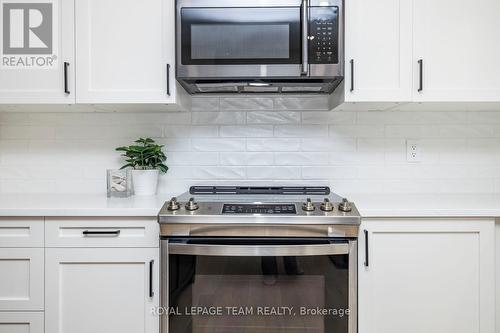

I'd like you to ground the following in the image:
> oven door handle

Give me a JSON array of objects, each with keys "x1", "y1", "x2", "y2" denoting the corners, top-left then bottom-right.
[{"x1": 168, "y1": 242, "x2": 349, "y2": 256}]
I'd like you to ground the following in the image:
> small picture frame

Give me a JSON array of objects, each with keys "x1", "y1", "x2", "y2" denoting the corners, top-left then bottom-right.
[{"x1": 107, "y1": 169, "x2": 133, "y2": 198}]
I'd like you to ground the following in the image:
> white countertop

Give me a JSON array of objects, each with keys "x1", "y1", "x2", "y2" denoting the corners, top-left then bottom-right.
[
  {"x1": 0, "y1": 193, "x2": 500, "y2": 218},
  {"x1": 0, "y1": 194, "x2": 174, "y2": 217},
  {"x1": 348, "y1": 193, "x2": 500, "y2": 218}
]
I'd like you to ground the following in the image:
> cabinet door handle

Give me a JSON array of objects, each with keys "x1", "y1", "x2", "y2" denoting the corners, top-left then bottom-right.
[
  {"x1": 364, "y1": 229, "x2": 369, "y2": 267},
  {"x1": 64, "y1": 62, "x2": 70, "y2": 95},
  {"x1": 82, "y1": 230, "x2": 121, "y2": 236},
  {"x1": 149, "y1": 260, "x2": 154, "y2": 298},
  {"x1": 166, "y1": 64, "x2": 171, "y2": 96},
  {"x1": 350, "y1": 59, "x2": 354, "y2": 92},
  {"x1": 418, "y1": 59, "x2": 423, "y2": 92}
]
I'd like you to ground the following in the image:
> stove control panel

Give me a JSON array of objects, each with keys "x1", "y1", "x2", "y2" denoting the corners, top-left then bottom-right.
[{"x1": 222, "y1": 204, "x2": 297, "y2": 215}]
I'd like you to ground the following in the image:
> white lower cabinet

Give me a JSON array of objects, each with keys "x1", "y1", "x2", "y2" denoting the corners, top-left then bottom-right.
[
  {"x1": 0, "y1": 312, "x2": 44, "y2": 333},
  {"x1": 0, "y1": 248, "x2": 44, "y2": 310},
  {"x1": 45, "y1": 248, "x2": 159, "y2": 333},
  {"x1": 358, "y1": 219, "x2": 495, "y2": 333}
]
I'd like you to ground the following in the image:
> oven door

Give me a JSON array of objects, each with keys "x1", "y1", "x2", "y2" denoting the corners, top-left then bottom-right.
[
  {"x1": 176, "y1": 0, "x2": 304, "y2": 78},
  {"x1": 161, "y1": 238, "x2": 357, "y2": 333}
]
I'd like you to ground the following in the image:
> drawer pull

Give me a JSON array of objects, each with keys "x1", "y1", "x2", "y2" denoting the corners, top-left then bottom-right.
[{"x1": 82, "y1": 230, "x2": 121, "y2": 236}]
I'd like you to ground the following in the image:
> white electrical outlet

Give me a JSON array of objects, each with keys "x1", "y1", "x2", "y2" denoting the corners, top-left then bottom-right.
[{"x1": 406, "y1": 140, "x2": 420, "y2": 162}]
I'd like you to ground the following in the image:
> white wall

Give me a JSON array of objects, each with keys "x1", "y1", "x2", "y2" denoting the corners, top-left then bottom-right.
[{"x1": 1, "y1": 97, "x2": 500, "y2": 195}]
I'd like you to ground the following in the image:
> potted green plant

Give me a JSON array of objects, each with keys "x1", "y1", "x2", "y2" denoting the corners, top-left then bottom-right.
[{"x1": 116, "y1": 138, "x2": 168, "y2": 195}]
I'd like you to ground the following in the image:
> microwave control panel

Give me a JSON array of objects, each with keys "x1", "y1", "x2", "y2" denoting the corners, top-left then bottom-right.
[{"x1": 309, "y1": 6, "x2": 339, "y2": 64}]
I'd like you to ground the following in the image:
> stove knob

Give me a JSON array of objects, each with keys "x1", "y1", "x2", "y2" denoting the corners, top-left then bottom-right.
[
  {"x1": 320, "y1": 198, "x2": 334, "y2": 212},
  {"x1": 167, "y1": 197, "x2": 180, "y2": 211},
  {"x1": 185, "y1": 197, "x2": 199, "y2": 211},
  {"x1": 302, "y1": 198, "x2": 316, "y2": 212},
  {"x1": 338, "y1": 198, "x2": 352, "y2": 212}
]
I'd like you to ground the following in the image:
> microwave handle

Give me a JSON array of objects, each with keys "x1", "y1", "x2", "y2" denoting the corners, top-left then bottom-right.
[
  {"x1": 168, "y1": 242, "x2": 349, "y2": 257},
  {"x1": 301, "y1": 0, "x2": 309, "y2": 75}
]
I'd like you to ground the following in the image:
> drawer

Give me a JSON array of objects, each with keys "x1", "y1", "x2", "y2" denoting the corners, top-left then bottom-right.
[
  {"x1": 0, "y1": 312, "x2": 44, "y2": 333},
  {"x1": 0, "y1": 248, "x2": 44, "y2": 310},
  {"x1": 45, "y1": 217, "x2": 159, "y2": 248},
  {"x1": 0, "y1": 218, "x2": 44, "y2": 247}
]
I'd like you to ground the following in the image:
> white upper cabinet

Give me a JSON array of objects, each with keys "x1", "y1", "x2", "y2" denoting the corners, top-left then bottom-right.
[
  {"x1": 345, "y1": 0, "x2": 412, "y2": 102},
  {"x1": 413, "y1": 0, "x2": 500, "y2": 101},
  {"x1": 0, "y1": 0, "x2": 75, "y2": 103},
  {"x1": 75, "y1": 0, "x2": 176, "y2": 103}
]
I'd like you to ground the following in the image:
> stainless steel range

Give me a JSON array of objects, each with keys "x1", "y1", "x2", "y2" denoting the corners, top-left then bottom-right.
[{"x1": 159, "y1": 186, "x2": 360, "y2": 333}]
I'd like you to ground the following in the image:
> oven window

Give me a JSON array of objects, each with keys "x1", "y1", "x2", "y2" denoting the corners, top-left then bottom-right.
[
  {"x1": 168, "y1": 240, "x2": 351, "y2": 333},
  {"x1": 181, "y1": 8, "x2": 301, "y2": 65}
]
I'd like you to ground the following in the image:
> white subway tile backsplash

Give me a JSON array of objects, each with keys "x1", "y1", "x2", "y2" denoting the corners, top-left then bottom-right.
[
  {"x1": 192, "y1": 138, "x2": 246, "y2": 151},
  {"x1": 55, "y1": 125, "x2": 163, "y2": 139},
  {"x1": 274, "y1": 97, "x2": 329, "y2": 110},
  {"x1": 274, "y1": 152, "x2": 328, "y2": 166},
  {"x1": 164, "y1": 125, "x2": 218, "y2": 138},
  {"x1": 220, "y1": 152, "x2": 274, "y2": 166},
  {"x1": 219, "y1": 125, "x2": 273, "y2": 137},
  {"x1": 302, "y1": 166, "x2": 357, "y2": 180},
  {"x1": 247, "y1": 166, "x2": 301, "y2": 180},
  {"x1": 192, "y1": 112, "x2": 246, "y2": 125},
  {"x1": 191, "y1": 97, "x2": 220, "y2": 111},
  {"x1": 192, "y1": 166, "x2": 246, "y2": 179},
  {"x1": 1, "y1": 125, "x2": 55, "y2": 139},
  {"x1": 220, "y1": 97, "x2": 273, "y2": 111},
  {"x1": 300, "y1": 138, "x2": 357, "y2": 152},
  {"x1": 274, "y1": 125, "x2": 328, "y2": 137},
  {"x1": 329, "y1": 125, "x2": 385, "y2": 138},
  {"x1": 357, "y1": 111, "x2": 467, "y2": 125},
  {"x1": 1, "y1": 100, "x2": 500, "y2": 194},
  {"x1": 302, "y1": 112, "x2": 356, "y2": 124},
  {"x1": 246, "y1": 138, "x2": 301, "y2": 151},
  {"x1": 169, "y1": 152, "x2": 219, "y2": 166},
  {"x1": 247, "y1": 111, "x2": 301, "y2": 124}
]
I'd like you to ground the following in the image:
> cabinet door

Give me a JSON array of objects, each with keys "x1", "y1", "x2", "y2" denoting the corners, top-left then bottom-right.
[
  {"x1": 344, "y1": 0, "x2": 412, "y2": 102},
  {"x1": 75, "y1": 0, "x2": 175, "y2": 103},
  {"x1": 358, "y1": 219, "x2": 495, "y2": 333},
  {"x1": 0, "y1": 0, "x2": 75, "y2": 103},
  {"x1": 413, "y1": 0, "x2": 500, "y2": 101},
  {"x1": 0, "y1": 312, "x2": 44, "y2": 333},
  {"x1": 45, "y1": 248, "x2": 159, "y2": 333},
  {"x1": 0, "y1": 248, "x2": 44, "y2": 311}
]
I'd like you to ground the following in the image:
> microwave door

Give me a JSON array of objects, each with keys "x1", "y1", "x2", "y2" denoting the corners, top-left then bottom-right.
[{"x1": 177, "y1": 5, "x2": 304, "y2": 78}]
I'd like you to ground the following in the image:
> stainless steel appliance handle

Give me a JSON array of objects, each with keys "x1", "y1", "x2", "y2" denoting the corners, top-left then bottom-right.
[
  {"x1": 168, "y1": 242, "x2": 349, "y2": 256},
  {"x1": 301, "y1": 0, "x2": 309, "y2": 75}
]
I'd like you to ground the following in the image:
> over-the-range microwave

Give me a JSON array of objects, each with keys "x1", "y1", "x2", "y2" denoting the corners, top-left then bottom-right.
[{"x1": 176, "y1": 0, "x2": 344, "y2": 94}]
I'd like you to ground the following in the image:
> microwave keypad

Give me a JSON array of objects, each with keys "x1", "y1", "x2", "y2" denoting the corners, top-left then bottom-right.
[{"x1": 309, "y1": 6, "x2": 338, "y2": 64}]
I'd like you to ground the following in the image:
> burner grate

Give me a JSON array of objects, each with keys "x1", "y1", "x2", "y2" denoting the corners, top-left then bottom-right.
[{"x1": 189, "y1": 186, "x2": 331, "y2": 195}]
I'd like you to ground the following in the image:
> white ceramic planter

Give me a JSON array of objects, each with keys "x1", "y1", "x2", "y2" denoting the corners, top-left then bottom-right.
[{"x1": 131, "y1": 169, "x2": 159, "y2": 196}]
